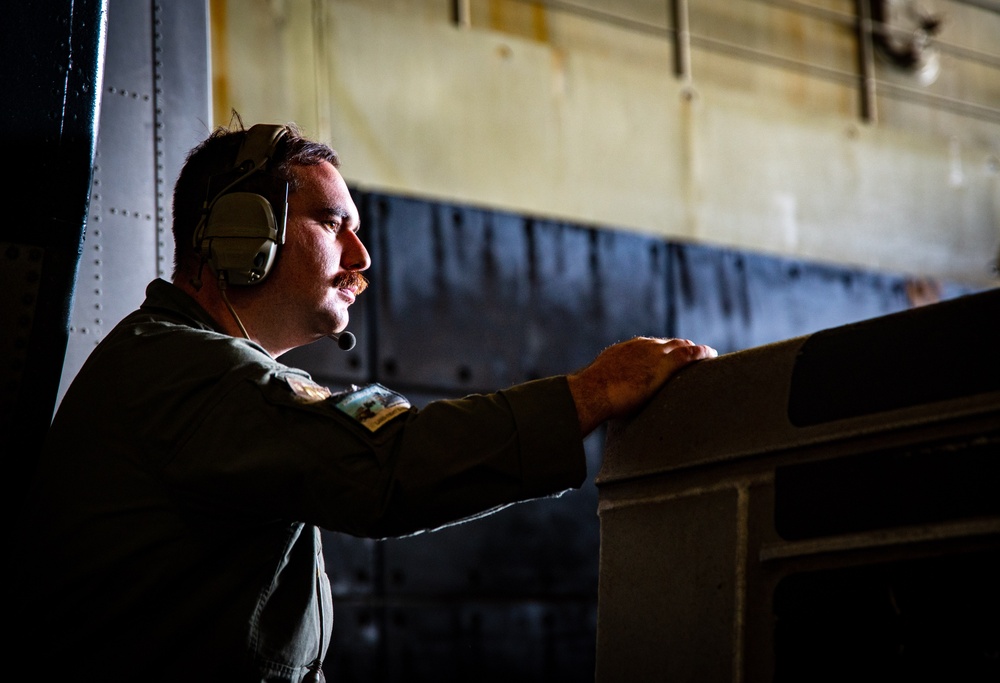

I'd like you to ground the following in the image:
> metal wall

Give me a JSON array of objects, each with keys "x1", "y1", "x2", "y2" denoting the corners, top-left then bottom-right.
[{"x1": 213, "y1": 0, "x2": 1000, "y2": 289}]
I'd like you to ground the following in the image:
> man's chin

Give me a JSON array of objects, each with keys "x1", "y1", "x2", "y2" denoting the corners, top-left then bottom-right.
[{"x1": 327, "y1": 313, "x2": 350, "y2": 337}]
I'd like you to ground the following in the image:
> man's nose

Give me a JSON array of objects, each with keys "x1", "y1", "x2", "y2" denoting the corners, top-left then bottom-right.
[{"x1": 342, "y1": 230, "x2": 371, "y2": 271}]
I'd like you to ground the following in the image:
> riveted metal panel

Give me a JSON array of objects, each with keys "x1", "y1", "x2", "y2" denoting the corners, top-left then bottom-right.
[
  {"x1": 153, "y1": 0, "x2": 213, "y2": 260},
  {"x1": 370, "y1": 193, "x2": 531, "y2": 391},
  {"x1": 739, "y1": 255, "x2": 910, "y2": 348},
  {"x1": 521, "y1": 221, "x2": 669, "y2": 379},
  {"x1": 67, "y1": 81, "x2": 158, "y2": 381},
  {"x1": 58, "y1": 0, "x2": 212, "y2": 406},
  {"x1": 669, "y1": 242, "x2": 915, "y2": 355},
  {"x1": 520, "y1": 218, "x2": 594, "y2": 380},
  {"x1": 369, "y1": 192, "x2": 670, "y2": 391},
  {"x1": 594, "y1": 228, "x2": 671, "y2": 342}
]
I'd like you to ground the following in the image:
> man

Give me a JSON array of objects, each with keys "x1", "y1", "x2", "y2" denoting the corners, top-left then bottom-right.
[{"x1": 16, "y1": 122, "x2": 716, "y2": 681}]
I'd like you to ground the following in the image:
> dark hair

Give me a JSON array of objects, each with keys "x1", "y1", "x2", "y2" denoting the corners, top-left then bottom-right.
[{"x1": 171, "y1": 119, "x2": 339, "y2": 278}]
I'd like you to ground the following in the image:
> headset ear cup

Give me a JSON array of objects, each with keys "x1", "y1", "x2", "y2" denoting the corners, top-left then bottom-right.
[
  {"x1": 196, "y1": 124, "x2": 290, "y2": 285},
  {"x1": 201, "y1": 192, "x2": 280, "y2": 285}
]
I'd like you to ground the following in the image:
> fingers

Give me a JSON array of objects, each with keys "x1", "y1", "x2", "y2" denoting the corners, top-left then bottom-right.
[
  {"x1": 669, "y1": 339, "x2": 719, "y2": 361},
  {"x1": 639, "y1": 338, "x2": 717, "y2": 391},
  {"x1": 621, "y1": 337, "x2": 718, "y2": 376},
  {"x1": 642, "y1": 336, "x2": 718, "y2": 358}
]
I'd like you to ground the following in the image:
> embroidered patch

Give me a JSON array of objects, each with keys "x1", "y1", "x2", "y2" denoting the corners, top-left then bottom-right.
[
  {"x1": 332, "y1": 383, "x2": 411, "y2": 432},
  {"x1": 285, "y1": 375, "x2": 333, "y2": 404}
]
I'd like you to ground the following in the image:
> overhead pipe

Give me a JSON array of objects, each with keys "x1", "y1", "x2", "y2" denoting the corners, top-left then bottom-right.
[
  {"x1": 453, "y1": 0, "x2": 471, "y2": 29},
  {"x1": 856, "y1": 0, "x2": 879, "y2": 123},
  {"x1": 672, "y1": 0, "x2": 692, "y2": 81}
]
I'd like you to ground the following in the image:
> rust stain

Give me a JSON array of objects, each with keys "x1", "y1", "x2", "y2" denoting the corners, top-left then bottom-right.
[
  {"x1": 209, "y1": 0, "x2": 230, "y2": 122},
  {"x1": 530, "y1": 1, "x2": 549, "y2": 43},
  {"x1": 905, "y1": 277, "x2": 943, "y2": 308},
  {"x1": 783, "y1": 11, "x2": 807, "y2": 108},
  {"x1": 487, "y1": 0, "x2": 550, "y2": 43}
]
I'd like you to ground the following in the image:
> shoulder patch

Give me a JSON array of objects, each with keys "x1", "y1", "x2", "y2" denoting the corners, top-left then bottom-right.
[
  {"x1": 285, "y1": 375, "x2": 333, "y2": 404},
  {"x1": 332, "y1": 383, "x2": 411, "y2": 432}
]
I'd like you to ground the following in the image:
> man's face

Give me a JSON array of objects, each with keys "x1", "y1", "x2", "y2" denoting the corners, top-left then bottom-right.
[{"x1": 263, "y1": 161, "x2": 370, "y2": 341}]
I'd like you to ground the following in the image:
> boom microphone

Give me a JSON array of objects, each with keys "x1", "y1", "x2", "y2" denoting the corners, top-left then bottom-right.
[{"x1": 329, "y1": 331, "x2": 356, "y2": 351}]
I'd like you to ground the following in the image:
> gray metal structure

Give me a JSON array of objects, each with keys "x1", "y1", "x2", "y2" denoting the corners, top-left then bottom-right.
[{"x1": 596, "y1": 288, "x2": 1000, "y2": 681}]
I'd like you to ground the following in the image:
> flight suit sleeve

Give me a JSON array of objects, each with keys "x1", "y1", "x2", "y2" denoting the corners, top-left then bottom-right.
[{"x1": 168, "y1": 369, "x2": 588, "y2": 539}]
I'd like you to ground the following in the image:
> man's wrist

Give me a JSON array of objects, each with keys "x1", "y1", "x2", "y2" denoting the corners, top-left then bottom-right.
[{"x1": 566, "y1": 371, "x2": 609, "y2": 436}]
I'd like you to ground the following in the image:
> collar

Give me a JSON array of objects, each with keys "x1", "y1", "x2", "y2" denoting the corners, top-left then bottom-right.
[{"x1": 139, "y1": 278, "x2": 226, "y2": 334}]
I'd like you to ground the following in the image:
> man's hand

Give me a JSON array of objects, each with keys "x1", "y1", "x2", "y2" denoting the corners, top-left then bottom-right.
[{"x1": 566, "y1": 337, "x2": 717, "y2": 436}]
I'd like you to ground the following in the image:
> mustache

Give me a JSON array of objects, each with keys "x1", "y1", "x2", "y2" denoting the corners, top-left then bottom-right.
[{"x1": 333, "y1": 271, "x2": 369, "y2": 295}]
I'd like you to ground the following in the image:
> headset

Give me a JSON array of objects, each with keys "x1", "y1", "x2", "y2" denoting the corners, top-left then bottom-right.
[{"x1": 192, "y1": 124, "x2": 291, "y2": 286}]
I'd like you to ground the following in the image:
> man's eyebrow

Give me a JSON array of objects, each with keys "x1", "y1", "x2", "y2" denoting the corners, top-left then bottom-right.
[{"x1": 319, "y1": 206, "x2": 351, "y2": 220}]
